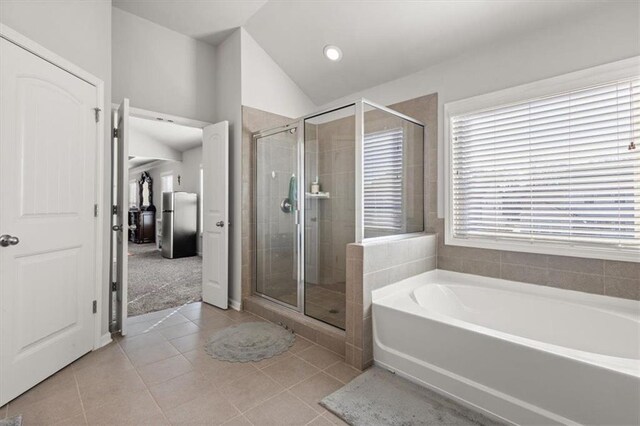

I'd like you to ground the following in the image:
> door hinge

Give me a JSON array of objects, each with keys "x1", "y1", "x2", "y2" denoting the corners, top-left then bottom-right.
[
  {"x1": 94, "y1": 204, "x2": 99, "y2": 217},
  {"x1": 112, "y1": 281, "x2": 118, "y2": 292},
  {"x1": 112, "y1": 205, "x2": 118, "y2": 215},
  {"x1": 92, "y1": 300, "x2": 97, "y2": 314},
  {"x1": 93, "y1": 107, "x2": 101, "y2": 123},
  {"x1": 113, "y1": 127, "x2": 118, "y2": 138}
]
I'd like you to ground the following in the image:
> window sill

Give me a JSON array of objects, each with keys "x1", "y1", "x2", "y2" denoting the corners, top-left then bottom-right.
[
  {"x1": 363, "y1": 230, "x2": 431, "y2": 244},
  {"x1": 444, "y1": 234, "x2": 639, "y2": 263}
]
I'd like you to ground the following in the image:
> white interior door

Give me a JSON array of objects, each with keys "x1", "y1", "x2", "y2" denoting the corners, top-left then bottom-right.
[
  {"x1": 0, "y1": 38, "x2": 98, "y2": 405},
  {"x1": 114, "y1": 99, "x2": 130, "y2": 334},
  {"x1": 202, "y1": 121, "x2": 229, "y2": 309}
]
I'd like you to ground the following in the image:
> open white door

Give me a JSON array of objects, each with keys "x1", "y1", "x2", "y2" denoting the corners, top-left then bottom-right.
[
  {"x1": 202, "y1": 121, "x2": 229, "y2": 309},
  {"x1": 114, "y1": 99, "x2": 130, "y2": 334},
  {"x1": 0, "y1": 37, "x2": 98, "y2": 405}
]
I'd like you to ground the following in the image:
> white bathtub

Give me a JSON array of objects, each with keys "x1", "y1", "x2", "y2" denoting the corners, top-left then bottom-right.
[{"x1": 372, "y1": 269, "x2": 640, "y2": 426}]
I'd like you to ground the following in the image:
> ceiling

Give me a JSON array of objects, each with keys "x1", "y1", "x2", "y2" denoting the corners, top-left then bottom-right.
[
  {"x1": 113, "y1": 0, "x2": 612, "y2": 105},
  {"x1": 128, "y1": 157, "x2": 159, "y2": 169},
  {"x1": 130, "y1": 117, "x2": 203, "y2": 153},
  {"x1": 112, "y1": 0, "x2": 267, "y2": 45}
]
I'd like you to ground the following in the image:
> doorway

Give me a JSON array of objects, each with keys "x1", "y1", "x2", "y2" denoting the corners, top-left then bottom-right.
[
  {"x1": 125, "y1": 116, "x2": 204, "y2": 317},
  {"x1": 111, "y1": 101, "x2": 229, "y2": 335}
]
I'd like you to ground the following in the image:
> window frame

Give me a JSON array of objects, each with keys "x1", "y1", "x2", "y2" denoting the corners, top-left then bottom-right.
[{"x1": 443, "y1": 57, "x2": 640, "y2": 263}]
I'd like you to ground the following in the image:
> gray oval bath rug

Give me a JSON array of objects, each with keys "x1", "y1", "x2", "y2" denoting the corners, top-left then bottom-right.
[{"x1": 204, "y1": 322, "x2": 295, "y2": 362}]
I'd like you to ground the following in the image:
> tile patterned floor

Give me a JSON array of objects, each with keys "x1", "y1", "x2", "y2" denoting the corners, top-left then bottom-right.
[{"x1": 1, "y1": 302, "x2": 360, "y2": 425}]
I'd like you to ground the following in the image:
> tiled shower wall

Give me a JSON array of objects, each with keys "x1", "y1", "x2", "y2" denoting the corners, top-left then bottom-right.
[
  {"x1": 315, "y1": 119, "x2": 356, "y2": 289},
  {"x1": 361, "y1": 108, "x2": 425, "y2": 238}
]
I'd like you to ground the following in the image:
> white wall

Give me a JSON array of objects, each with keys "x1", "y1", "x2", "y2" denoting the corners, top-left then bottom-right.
[
  {"x1": 240, "y1": 28, "x2": 316, "y2": 118},
  {"x1": 318, "y1": 3, "x2": 640, "y2": 218},
  {"x1": 0, "y1": 0, "x2": 113, "y2": 336},
  {"x1": 132, "y1": 148, "x2": 202, "y2": 195},
  {"x1": 214, "y1": 29, "x2": 243, "y2": 308},
  {"x1": 215, "y1": 28, "x2": 317, "y2": 309},
  {"x1": 112, "y1": 7, "x2": 216, "y2": 122}
]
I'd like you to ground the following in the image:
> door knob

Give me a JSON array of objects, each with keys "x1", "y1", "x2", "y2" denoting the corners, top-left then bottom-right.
[
  {"x1": 112, "y1": 225, "x2": 123, "y2": 232},
  {"x1": 0, "y1": 234, "x2": 19, "y2": 247},
  {"x1": 216, "y1": 221, "x2": 225, "y2": 227}
]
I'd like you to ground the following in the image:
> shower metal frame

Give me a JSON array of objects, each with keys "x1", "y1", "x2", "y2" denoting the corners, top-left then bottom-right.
[{"x1": 252, "y1": 99, "x2": 425, "y2": 316}]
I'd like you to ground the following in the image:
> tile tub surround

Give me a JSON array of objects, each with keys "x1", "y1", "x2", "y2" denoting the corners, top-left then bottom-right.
[
  {"x1": 345, "y1": 234, "x2": 437, "y2": 370},
  {"x1": 434, "y1": 217, "x2": 640, "y2": 301}
]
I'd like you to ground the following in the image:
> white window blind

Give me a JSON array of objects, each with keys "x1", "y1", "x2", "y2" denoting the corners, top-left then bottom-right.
[
  {"x1": 364, "y1": 128, "x2": 404, "y2": 230},
  {"x1": 451, "y1": 78, "x2": 640, "y2": 252}
]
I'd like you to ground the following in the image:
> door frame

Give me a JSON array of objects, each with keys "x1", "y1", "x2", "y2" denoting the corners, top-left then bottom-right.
[
  {"x1": 0, "y1": 24, "x2": 106, "y2": 350},
  {"x1": 109, "y1": 104, "x2": 213, "y2": 329}
]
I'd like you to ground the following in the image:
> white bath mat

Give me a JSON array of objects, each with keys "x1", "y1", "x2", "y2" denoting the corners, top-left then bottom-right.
[{"x1": 321, "y1": 367, "x2": 507, "y2": 426}]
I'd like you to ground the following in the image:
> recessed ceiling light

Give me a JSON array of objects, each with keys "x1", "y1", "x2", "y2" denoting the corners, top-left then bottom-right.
[{"x1": 323, "y1": 45, "x2": 342, "y2": 62}]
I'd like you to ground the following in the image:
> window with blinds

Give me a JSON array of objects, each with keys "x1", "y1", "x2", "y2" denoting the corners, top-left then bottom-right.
[
  {"x1": 363, "y1": 128, "x2": 404, "y2": 231},
  {"x1": 450, "y1": 78, "x2": 639, "y2": 256}
]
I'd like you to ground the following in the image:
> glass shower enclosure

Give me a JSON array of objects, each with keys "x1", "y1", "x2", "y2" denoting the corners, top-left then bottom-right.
[{"x1": 253, "y1": 100, "x2": 424, "y2": 330}]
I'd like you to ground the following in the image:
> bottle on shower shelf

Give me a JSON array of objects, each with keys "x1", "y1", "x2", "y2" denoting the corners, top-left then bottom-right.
[{"x1": 311, "y1": 176, "x2": 320, "y2": 194}]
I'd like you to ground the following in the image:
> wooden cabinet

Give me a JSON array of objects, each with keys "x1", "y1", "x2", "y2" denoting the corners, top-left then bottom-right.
[{"x1": 129, "y1": 209, "x2": 156, "y2": 244}]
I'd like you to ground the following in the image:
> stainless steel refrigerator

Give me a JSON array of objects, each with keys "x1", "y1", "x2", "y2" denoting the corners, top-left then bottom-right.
[{"x1": 162, "y1": 192, "x2": 197, "y2": 259}]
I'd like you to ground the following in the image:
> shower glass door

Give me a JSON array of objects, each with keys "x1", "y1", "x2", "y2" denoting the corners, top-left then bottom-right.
[
  {"x1": 254, "y1": 125, "x2": 301, "y2": 309},
  {"x1": 303, "y1": 105, "x2": 356, "y2": 330}
]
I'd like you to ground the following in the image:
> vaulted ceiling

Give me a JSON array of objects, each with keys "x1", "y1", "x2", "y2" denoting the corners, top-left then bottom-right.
[
  {"x1": 112, "y1": 0, "x2": 268, "y2": 45},
  {"x1": 113, "y1": 0, "x2": 619, "y2": 105}
]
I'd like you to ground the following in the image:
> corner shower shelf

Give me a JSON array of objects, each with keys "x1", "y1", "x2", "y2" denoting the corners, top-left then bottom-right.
[{"x1": 305, "y1": 192, "x2": 330, "y2": 199}]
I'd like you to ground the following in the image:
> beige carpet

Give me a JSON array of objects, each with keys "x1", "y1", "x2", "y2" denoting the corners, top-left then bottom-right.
[{"x1": 127, "y1": 243, "x2": 202, "y2": 317}]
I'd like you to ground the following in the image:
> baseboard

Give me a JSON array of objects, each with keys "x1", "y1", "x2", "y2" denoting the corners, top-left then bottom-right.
[
  {"x1": 99, "y1": 332, "x2": 112, "y2": 348},
  {"x1": 228, "y1": 298, "x2": 241, "y2": 311}
]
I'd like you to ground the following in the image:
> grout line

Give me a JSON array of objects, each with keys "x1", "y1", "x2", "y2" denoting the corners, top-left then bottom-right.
[
  {"x1": 321, "y1": 360, "x2": 355, "y2": 385},
  {"x1": 305, "y1": 413, "x2": 324, "y2": 425},
  {"x1": 72, "y1": 370, "x2": 89, "y2": 425},
  {"x1": 123, "y1": 306, "x2": 350, "y2": 422},
  {"x1": 118, "y1": 338, "x2": 171, "y2": 424}
]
